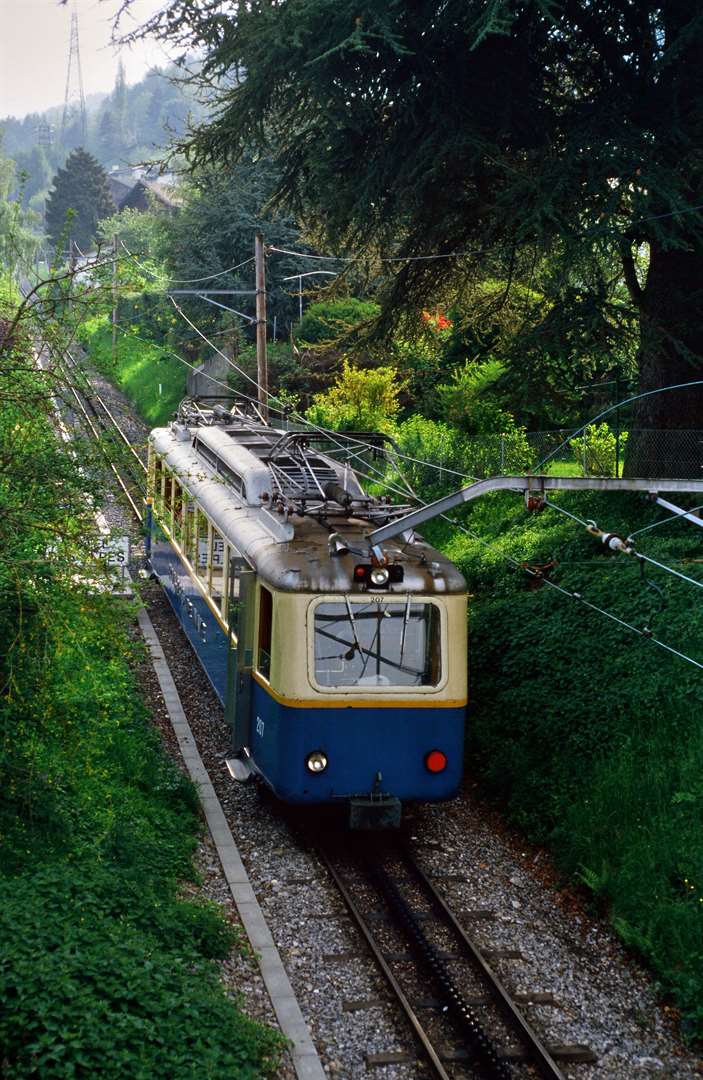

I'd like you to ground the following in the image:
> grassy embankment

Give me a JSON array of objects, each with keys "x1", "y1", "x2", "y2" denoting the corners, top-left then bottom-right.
[
  {"x1": 423, "y1": 488, "x2": 703, "y2": 1037},
  {"x1": 77, "y1": 313, "x2": 186, "y2": 426},
  {"x1": 0, "y1": 289, "x2": 283, "y2": 1077}
]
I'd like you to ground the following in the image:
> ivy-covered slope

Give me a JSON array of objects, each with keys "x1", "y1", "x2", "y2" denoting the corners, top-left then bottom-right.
[
  {"x1": 428, "y1": 489, "x2": 703, "y2": 1036},
  {"x1": 0, "y1": 287, "x2": 282, "y2": 1077}
]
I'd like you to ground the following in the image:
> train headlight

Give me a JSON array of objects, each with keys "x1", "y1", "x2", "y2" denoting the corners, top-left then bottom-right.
[
  {"x1": 353, "y1": 564, "x2": 403, "y2": 586},
  {"x1": 306, "y1": 751, "x2": 328, "y2": 774},
  {"x1": 425, "y1": 750, "x2": 447, "y2": 774}
]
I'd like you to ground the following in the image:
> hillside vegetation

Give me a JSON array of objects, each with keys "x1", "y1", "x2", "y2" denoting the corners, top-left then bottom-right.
[
  {"x1": 430, "y1": 489, "x2": 703, "y2": 1035},
  {"x1": 0, "y1": 280, "x2": 282, "y2": 1077},
  {"x1": 78, "y1": 313, "x2": 186, "y2": 426}
]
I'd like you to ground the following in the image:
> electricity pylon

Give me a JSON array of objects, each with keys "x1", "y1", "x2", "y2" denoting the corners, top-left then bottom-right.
[{"x1": 60, "y1": 4, "x2": 87, "y2": 147}]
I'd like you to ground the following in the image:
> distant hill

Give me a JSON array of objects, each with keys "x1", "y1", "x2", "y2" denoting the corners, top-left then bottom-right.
[{"x1": 1, "y1": 64, "x2": 204, "y2": 212}]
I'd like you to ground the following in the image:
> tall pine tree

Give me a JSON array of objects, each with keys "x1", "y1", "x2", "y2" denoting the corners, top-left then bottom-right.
[{"x1": 45, "y1": 149, "x2": 116, "y2": 254}]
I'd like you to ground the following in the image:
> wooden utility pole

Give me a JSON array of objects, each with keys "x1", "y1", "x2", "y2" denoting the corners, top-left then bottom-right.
[
  {"x1": 112, "y1": 234, "x2": 118, "y2": 365},
  {"x1": 254, "y1": 232, "x2": 268, "y2": 421}
]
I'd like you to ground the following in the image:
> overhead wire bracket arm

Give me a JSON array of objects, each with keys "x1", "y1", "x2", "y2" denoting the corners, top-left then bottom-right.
[{"x1": 366, "y1": 475, "x2": 703, "y2": 547}]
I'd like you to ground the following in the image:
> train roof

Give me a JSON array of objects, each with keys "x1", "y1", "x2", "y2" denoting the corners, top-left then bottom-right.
[{"x1": 150, "y1": 406, "x2": 467, "y2": 595}]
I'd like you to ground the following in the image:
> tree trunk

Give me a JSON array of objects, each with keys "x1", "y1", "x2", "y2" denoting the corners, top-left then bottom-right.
[{"x1": 626, "y1": 242, "x2": 703, "y2": 478}]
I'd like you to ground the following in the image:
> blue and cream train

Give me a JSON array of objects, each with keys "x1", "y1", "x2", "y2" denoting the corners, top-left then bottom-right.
[{"x1": 147, "y1": 401, "x2": 468, "y2": 826}]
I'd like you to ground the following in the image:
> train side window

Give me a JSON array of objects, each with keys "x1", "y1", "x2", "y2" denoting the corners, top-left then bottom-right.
[
  {"x1": 196, "y1": 515, "x2": 210, "y2": 586},
  {"x1": 220, "y1": 545, "x2": 232, "y2": 623},
  {"x1": 182, "y1": 497, "x2": 195, "y2": 558},
  {"x1": 185, "y1": 505, "x2": 197, "y2": 565},
  {"x1": 257, "y1": 586, "x2": 273, "y2": 681},
  {"x1": 210, "y1": 528, "x2": 226, "y2": 611}
]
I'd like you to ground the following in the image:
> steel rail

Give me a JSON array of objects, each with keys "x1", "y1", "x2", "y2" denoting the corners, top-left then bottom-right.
[
  {"x1": 402, "y1": 845, "x2": 566, "y2": 1080},
  {"x1": 318, "y1": 848, "x2": 453, "y2": 1080},
  {"x1": 60, "y1": 351, "x2": 148, "y2": 504},
  {"x1": 93, "y1": 393, "x2": 148, "y2": 473},
  {"x1": 368, "y1": 854, "x2": 511, "y2": 1080},
  {"x1": 66, "y1": 381, "x2": 144, "y2": 523}
]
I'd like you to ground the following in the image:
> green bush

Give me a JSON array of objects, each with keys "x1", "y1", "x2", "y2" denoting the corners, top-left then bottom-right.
[
  {"x1": 295, "y1": 297, "x2": 380, "y2": 345},
  {"x1": 0, "y1": 868, "x2": 282, "y2": 1080},
  {"x1": 306, "y1": 358, "x2": 401, "y2": 433},
  {"x1": 389, "y1": 413, "x2": 530, "y2": 504},
  {"x1": 391, "y1": 415, "x2": 469, "y2": 501},
  {"x1": 569, "y1": 422, "x2": 628, "y2": 477}
]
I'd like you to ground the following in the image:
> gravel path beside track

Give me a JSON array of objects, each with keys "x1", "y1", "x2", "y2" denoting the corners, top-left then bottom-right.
[{"x1": 83, "y1": 363, "x2": 702, "y2": 1079}]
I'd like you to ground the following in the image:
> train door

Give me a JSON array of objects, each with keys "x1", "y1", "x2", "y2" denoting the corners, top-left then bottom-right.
[{"x1": 226, "y1": 557, "x2": 257, "y2": 772}]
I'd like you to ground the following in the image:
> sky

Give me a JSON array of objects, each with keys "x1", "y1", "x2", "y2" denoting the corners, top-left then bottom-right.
[{"x1": 0, "y1": 0, "x2": 173, "y2": 118}]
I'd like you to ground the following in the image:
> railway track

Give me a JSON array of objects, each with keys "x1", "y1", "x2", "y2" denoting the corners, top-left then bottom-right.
[
  {"x1": 61, "y1": 350, "x2": 148, "y2": 523},
  {"x1": 317, "y1": 834, "x2": 596, "y2": 1079},
  {"x1": 47, "y1": 347, "x2": 695, "y2": 1078}
]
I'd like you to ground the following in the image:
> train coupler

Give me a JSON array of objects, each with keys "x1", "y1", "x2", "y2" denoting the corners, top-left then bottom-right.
[{"x1": 349, "y1": 795, "x2": 402, "y2": 830}]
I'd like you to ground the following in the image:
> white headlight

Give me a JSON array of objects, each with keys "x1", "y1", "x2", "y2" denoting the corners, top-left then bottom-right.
[
  {"x1": 370, "y1": 567, "x2": 390, "y2": 586},
  {"x1": 306, "y1": 751, "x2": 328, "y2": 774}
]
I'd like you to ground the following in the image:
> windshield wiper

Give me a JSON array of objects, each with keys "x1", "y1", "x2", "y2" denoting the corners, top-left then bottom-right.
[
  {"x1": 399, "y1": 593, "x2": 412, "y2": 667},
  {"x1": 344, "y1": 595, "x2": 362, "y2": 660}
]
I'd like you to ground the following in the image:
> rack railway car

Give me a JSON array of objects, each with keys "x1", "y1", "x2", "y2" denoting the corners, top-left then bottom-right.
[{"x1": 147, "y1": 401, "x2": 468, "y2": 827}]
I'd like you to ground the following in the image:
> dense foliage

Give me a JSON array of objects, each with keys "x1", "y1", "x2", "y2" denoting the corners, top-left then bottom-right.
[
  {"x1": 0, "y1": 281, "x2": 282, "y2": 1076},
  {"x1": 127, "y1": 0, "x2": 703, "y2": 473}
]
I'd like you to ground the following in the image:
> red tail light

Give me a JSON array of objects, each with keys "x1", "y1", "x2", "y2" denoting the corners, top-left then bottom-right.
[{"x1": 425, "y1": 750, "x2": 447, "y2": 773}]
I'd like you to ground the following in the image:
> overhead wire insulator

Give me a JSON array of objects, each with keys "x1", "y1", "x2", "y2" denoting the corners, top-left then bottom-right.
[{"x1": 586, "y1": 521, "x2": 633, "y2": 554}]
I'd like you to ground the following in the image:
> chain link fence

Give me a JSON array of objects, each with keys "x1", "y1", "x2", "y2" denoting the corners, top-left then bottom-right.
[{"x1": 525, "y1": 427, "x2": 703, "y2": 479}]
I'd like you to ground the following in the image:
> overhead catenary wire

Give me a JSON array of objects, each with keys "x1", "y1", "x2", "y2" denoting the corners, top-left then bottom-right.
[
  {"x1": 267, "y1": 244, "x2": 484, "y2": 264},
  {"x1": 542, "y1": 495, "x2": 703, "y2": 593},
  {"x1": 355, "y1": 433, "x2": 703, "y2": 673},
  {"x1": 120, "y1": 239, "x2": 255, "y2": 284},
  {"x1": 444, "y1": 511, "x2": 703, "y2": 672},
  {"x1": 627, "y1": 501, "x2": 703, "y2": 540},
  {"x1": 269, "y1": 199, "x2": 703, "y2": 268},
  {"x1": 169, "y1": 296, "x2": 266, "y2": 395},
  {"x1": 535, "y1": 379, "x2": 703, "y2": 471}
]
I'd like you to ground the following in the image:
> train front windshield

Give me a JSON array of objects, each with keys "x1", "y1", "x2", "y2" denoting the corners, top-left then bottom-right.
[{"x1": 313, "y1": 599, "x2": 441, "y2": 689}]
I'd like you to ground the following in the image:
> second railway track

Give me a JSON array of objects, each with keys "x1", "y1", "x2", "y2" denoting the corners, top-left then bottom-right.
[{"x1": 61, "y1": 349, "x2": 148, "y2": 523}]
